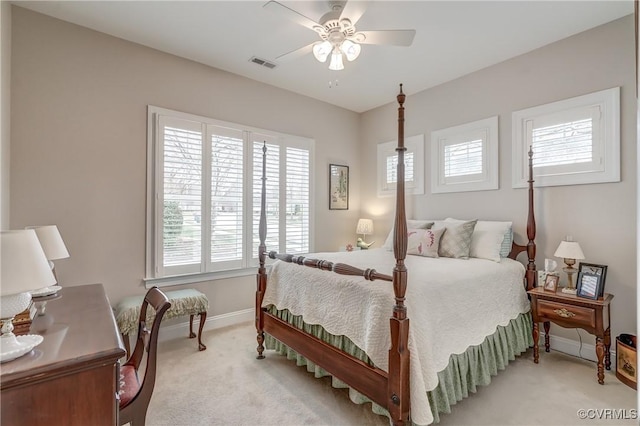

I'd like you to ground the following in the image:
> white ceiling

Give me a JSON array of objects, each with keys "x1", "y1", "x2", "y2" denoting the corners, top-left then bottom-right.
[{"x1": 13, "y1": 1, "x2": 634, "y2": 113}]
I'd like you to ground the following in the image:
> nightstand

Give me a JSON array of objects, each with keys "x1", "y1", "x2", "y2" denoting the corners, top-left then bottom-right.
[{"x1": 528, "y1": 287, "x2": 613, "y2": 384}]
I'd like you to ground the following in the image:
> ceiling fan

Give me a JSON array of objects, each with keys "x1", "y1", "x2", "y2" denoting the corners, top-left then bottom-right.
[{"x1": 264, "y1": 0, "x2": 416, "y2": 71}]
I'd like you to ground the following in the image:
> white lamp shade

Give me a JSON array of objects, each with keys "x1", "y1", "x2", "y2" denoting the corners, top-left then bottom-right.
[
  {"x1": 312, "y1": 41, "x2": 332, "y2": 63},
  {"x1": 554, "y1": 241, "x2": 585, "y2": 260},
  {"x1": 340, "y1": 40, "x2": 361, "y2": 61},
  {"x1": 328, "y1": 49, "x2": 344, "y2": 71},
  {"x1": 356, "y1": 219, "x2": 374, "y2": 235},
  {"x1": 26, "y1": 225, "x2": 70, "y2": 260},
  {"x1": 1, "y1": 230, "x2": 57, "y2": 296}
]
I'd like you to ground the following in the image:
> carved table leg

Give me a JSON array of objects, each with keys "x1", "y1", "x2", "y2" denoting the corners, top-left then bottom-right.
[
  {"x1": 543, "y1": 321, "x2": 550, "y2": 352},
  {"x1": 197, "y1": 312, "x2": 207, "y2": 351},
  {"x1": 533, "y1": 322, "x2": 539, "y2": 364},
  {"x1": 596, "y1": 337, "x2": 605, "y2": 384},
  {"x1": 604, "y1": 328, "x2": 611, "y2": 370}
]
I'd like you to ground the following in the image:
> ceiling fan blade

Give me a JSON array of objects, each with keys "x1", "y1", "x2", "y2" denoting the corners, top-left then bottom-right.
[
  {"x1": 339, "y1": 0, "x2": 370, "y2": 26},
  {"x1": 352, "y1": 30, "x2": 416, "y2": 46},
  {"x1": 275, "y1": 42, "x2": 315, "y2": 62},
  {"x1": 263, "y1": 1, "x2": 323, "y2": 33}
]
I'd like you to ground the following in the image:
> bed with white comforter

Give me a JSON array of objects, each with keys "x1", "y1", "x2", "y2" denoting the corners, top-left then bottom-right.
[{"x1": 262, "y1": 248, "x2": 530, "y2": 425}]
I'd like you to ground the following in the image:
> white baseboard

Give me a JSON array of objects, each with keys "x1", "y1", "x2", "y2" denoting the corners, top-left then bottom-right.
[
  {"x1": 540, "y1": 331, "x2": 616, "y2": 363},
  {"x1": 157, "y1": 308, "x2": 253, "y2": 343}
]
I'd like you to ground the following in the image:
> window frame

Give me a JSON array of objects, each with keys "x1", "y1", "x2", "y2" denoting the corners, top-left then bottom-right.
[
  {"x1": 512, "y1": 87, "x2": 620, "y2": 188},
  {"x1": 430, "y1": 116, "x2": 499, "y2": 194},
  {"x1": 377, "y1": 134, "x2": 425, "y2": 197},
  {"x1": 145, "y1": 106, "x2": 314, "y2": 287}
]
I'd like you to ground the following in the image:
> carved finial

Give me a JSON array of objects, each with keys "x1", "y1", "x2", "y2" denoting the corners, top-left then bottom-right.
[{"x1": 397, "y1": 84, "x2": 405, "y2": 105}]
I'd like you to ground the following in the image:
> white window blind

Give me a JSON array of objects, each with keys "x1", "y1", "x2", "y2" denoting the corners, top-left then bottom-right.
[
  {"x1": 431, "y1": 116, "x2": 498, "y2": 194},
  {"x1": 444, "y1": 139, "x2": 483, "y2": 177},
  {"x1": 210, "y1": 126, "x2": 244, "y2": 270},
  {"x1": 512, "y1": 87, "x2": 619, "y2": 188},
  {"x1": 377, "y1": 135, "x2": 424, "y2": 197},
  {"x1": 146, "y1": 106, "x2": 314, "y2": 286},
  {"x1": 159, "y1": 117, "x2": 202, "y2": 276}
]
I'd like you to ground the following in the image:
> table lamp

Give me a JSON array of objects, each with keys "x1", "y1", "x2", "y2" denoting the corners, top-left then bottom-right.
[
  {"x1": 26, "y1": 225, "x2": 70, "y2": 281},
  {"x1": 356, "y1": 218, "x2": 374, "y2": 249},
  {"x1": 554, "y1": 237, "x2": 585, "y2": 294},
  {"x1": 0, "y1": 230, "x2": 56, "y2": 362}
]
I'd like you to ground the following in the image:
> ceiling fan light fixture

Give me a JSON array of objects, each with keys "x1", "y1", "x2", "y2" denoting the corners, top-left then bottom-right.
[
  {"x1": 312, "y1": 41, "x2": 332, "y2": 63},
  {"x1": 340, "y1": 39, "x2": 361, "y2": 61},
  {"x1": 328, "y1": 48, "x2": 344, "y2": 71}
]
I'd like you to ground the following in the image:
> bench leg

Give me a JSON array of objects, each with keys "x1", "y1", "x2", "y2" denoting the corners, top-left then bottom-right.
[
  {"x1": 188, "y1": 313, "x2": 207, "y2": 351},
  {"x1": 197, "y1": 312, "x2": 207, "y2": 351}
]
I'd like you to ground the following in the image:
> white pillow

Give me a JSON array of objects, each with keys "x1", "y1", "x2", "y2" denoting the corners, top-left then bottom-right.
[
  {"x1": 445, "y1": 218, "x2": 512, "y2": 262},
  {"x1": 382, "y1": 220, "x2": 434, "y2": 251}
]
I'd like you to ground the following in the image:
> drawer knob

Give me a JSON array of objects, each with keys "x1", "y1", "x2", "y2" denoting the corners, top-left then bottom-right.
[{"x1": 553, "y1": 308, "x2": 576, "y2": 318}]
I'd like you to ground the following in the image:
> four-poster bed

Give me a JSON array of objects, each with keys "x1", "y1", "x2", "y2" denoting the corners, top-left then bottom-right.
[{"x1": 255, "y1": 85, "x2": 537, "y2": 425}]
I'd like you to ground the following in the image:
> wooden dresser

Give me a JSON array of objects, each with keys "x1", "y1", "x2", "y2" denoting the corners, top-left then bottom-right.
[{"x1": 1, "y1": 284, "x2": 126, "y2": 426}]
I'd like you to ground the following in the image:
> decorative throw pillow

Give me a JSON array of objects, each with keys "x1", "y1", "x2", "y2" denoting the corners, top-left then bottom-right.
[
  {"x1": 407, "y1": 227, "x2": 445, "y2": 258},
  {"x1": 438, "y1": 220, "x2": 477, "y2": 259},
  {"x1": 445, "y1": 218, "x2": 512, "y2": 261},
  {"x1": 383, "y1": 220, "x2": 434, "y2": 250}
]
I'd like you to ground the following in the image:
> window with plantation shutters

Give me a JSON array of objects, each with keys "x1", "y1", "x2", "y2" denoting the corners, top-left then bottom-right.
[
  {"x1": 431, "y1": 116, "x2": 498, "y2": 194},
  {"x1": 512, "y1": 87, "x2": 620, "y2": 188},
  {"x1": 377, "y1": 134, "x2": 424, "y2": 197},
  {"x1": 146, "y1": 106, "x2": 314, "y2": 286}
]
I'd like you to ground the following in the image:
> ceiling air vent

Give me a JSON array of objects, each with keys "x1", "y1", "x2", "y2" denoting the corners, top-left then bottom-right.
[{"x1": 250, "y1": 57, "x2": 277, "y2": 69}]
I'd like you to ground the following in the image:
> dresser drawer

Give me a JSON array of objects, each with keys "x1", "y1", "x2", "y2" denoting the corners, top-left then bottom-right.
[{"x1": 537, "y1": 300, "x2": 596, "y2": 329}]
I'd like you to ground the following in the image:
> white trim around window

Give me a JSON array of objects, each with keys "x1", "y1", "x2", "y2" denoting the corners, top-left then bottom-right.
[
  {"x1": 145, "y1": 106, "x2": 315, "y2": 286},
  {"x1": 377, "y1": 134, "x2": 425, "y2": 198},
  {"x1": 512, "y1": 87, "x2": 620, "y2": 188},
  {"x1": 431, "y1": 116, "x2": 499, "y2": 194}
]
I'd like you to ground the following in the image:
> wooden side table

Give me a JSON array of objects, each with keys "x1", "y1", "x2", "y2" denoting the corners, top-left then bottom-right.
[{"x1": 528, "y1": 287, "x2": 613, "y2": 384}]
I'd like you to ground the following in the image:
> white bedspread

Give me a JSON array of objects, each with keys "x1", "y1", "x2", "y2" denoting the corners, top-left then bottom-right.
[{"x1": 262, "y1": 248, "x2": 530, "y2": 425}]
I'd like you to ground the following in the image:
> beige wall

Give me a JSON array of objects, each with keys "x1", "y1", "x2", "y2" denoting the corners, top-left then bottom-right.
[
  {"x1": 1, "y1": 2, "x2": 10, "y2": 229},
  {"x1": 9, "y1": 7, "x2": 362, "y2": 309},
  {"x1": 9, "y1": 8, "x2": 637, "y2": 345},
  {"x1": 361, "y1": 15, "x2": 637, "y2": 343}
]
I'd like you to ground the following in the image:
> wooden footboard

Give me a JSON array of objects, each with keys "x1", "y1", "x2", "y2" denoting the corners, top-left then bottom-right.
[{"x1": 255, "y1": 86, "x2": 536, "y2": 425}]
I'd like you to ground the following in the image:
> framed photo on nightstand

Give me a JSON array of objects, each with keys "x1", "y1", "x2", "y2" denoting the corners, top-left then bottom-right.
[
  {"x1": 543, "y1": 274, "x2": 559, "y2": 292},
  {"x1": 576, "y1": 263, "x2": 607, "y2": 299}
]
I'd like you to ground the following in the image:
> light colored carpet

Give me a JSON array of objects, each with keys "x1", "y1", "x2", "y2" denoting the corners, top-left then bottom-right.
[{"x1": 147, "y1": 321, "x2": 637, "y2": 426}]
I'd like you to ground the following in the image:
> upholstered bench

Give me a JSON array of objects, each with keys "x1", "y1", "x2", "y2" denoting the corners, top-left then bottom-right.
[{"x1": 115, "y1": 288, "x2": 208, "y2": 354}]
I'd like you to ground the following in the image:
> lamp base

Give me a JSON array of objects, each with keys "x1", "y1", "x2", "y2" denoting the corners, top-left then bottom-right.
[{"x1": 561, "y1": 287, "x2": 577, "y2": 295}]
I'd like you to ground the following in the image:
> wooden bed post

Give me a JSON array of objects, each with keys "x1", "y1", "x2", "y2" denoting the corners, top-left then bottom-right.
[
  {"x1": 388, "y1": 84, "x2": 410, "y2": 425},
  {"x1": 256, "y1": 142, "x2": 267, "y2": 359},
  {"x1": 525, "y1": 147, "x2": 537, "y2": 291}
]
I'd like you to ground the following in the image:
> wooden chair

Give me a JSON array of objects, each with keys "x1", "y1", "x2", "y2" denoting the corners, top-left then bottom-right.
[{"x1": 119, "y1": 287, "x2": 171, "y2": 426}]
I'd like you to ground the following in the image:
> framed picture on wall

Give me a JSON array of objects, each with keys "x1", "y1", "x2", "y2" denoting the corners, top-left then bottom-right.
[{"x1": 329, "y1": 164, "x2": 349, "y2": 210}]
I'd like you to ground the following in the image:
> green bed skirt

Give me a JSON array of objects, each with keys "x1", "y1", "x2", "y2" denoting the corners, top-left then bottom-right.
[{"x1": 264, "y1": 307, "x2": 533, "y2": 424}]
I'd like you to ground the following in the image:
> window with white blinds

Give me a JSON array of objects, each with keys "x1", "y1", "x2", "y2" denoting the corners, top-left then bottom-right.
[
  {"x1": 146, "y1": 106, "x2": 314, "y2": 285},
  {"x1": 431, "y1": 116, "x2": 498, "y2": 194},
  {"x1": 512, "y1": 87, "x2": 620, "y2": 188},
  {"x1": 377, "y1": 134, "x2": 424, "y2": 197}
]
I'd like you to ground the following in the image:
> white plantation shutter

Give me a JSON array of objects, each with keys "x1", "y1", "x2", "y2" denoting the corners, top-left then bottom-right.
[
  {"x1": 385, "y1": 152, "x2": 414, "y2": 186},
  {"x1": 159, "y1": 116, "x2": 203, "y2": 275},
  {"x1": 377, "y1": 135, "x2": 424, "y2": 197},
  {"x1": 209, "y1": 126, "x2": 244, "y2": 270},
  {"x1": 147, "y1": 106, "x2": 314, "y2": 284},
  {"x1": 512, "y1": 87, "x2": 619, "y2": 188},
  {"x1": 431, "y1": 117, "x2": 498, "y2": 193},
  {"x1": 444, "y1": 139, "x2": 483, "y2": 178},
  {"x1": 285, "y1": 147, "x2": 310, "y2": 253}
]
